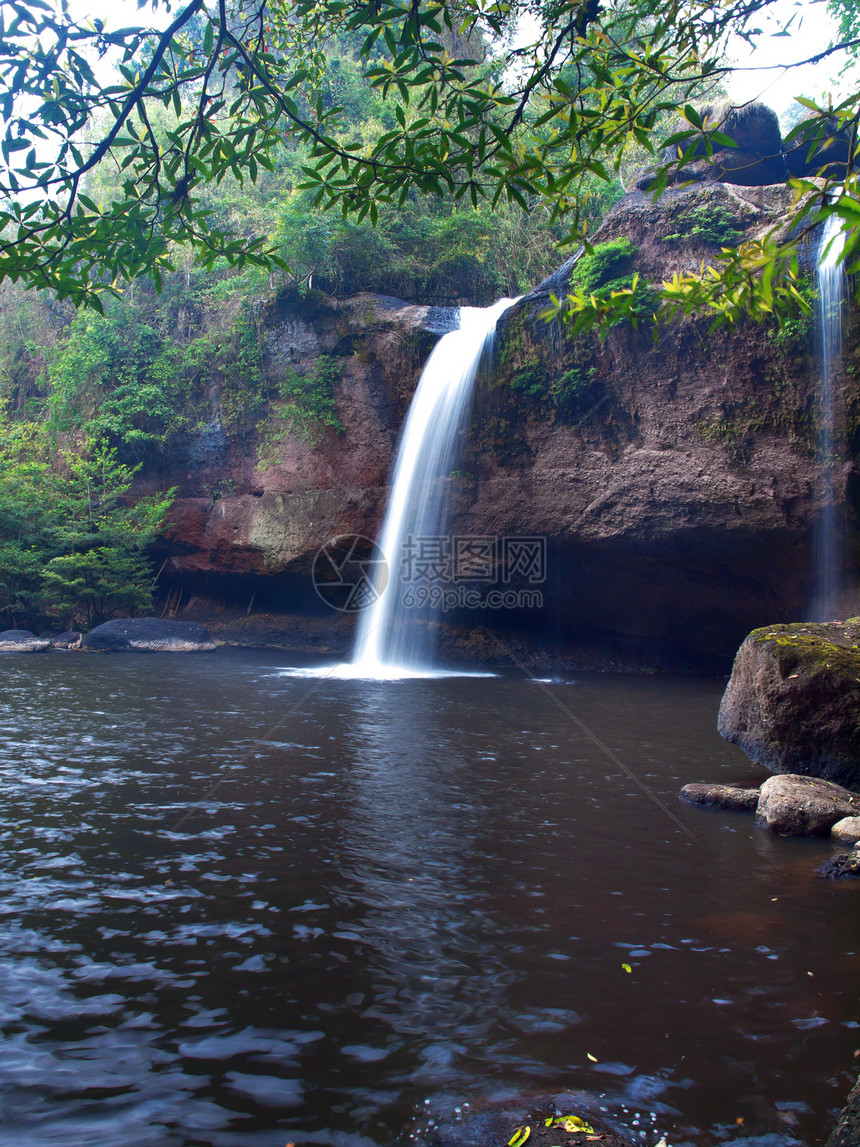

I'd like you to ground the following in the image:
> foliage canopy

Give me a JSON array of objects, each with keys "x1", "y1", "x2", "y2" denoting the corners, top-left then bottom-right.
[{"x1": 0, "y1": 0, "x2": 857, "y2": 325}]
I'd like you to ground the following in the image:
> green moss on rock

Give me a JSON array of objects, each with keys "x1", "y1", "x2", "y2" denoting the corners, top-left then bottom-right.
[{"x1": 719, "y1": 621, "x2": 860, "y2": 789}]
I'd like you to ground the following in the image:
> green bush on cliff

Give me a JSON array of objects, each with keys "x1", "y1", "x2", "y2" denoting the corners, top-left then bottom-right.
[
  {"x1": 258, "y1": 356, "x2": 344, "y2": 465},
  {"x1": 510, "y1": 354, "x2": 600, "y2": 418},
  {"x1": 555, "y1": 365, "x2": 600, "y2": 409},
  {"x1": 569, "y1": 239, "x2": 640, "y2": 295},
  {"x1": 765, "y1": 276, "x2": 816, "y2": 354},
  {"x1": 563, "y1": 239, "x2": 659, "y2": 333},
  {"x1": 510, "y1": 359, "x2": 547, "y2": 398},
  {"x1": 663, "y1": 205, "x2": 743, "y2": 247}
]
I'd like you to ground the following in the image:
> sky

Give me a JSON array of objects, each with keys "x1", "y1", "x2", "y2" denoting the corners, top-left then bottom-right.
[{"x1": 722, "y1": 0, "x2": 846, "y2": 121}]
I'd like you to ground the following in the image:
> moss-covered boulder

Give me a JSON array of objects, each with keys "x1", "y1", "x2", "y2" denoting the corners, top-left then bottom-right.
[{"x1": 718, "y1": 621, "x2": 860, "y2": 789}]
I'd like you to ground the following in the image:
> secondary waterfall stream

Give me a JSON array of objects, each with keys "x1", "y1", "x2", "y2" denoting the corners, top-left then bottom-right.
[
  {"x1": 812, "y1": 210, "x2": 848, "y2": 619},
  {"x1": 351, "y1": 298, "x2": 517, "y2": 677}
]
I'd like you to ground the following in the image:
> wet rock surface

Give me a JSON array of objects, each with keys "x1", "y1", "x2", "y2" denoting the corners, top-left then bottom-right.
[
  {"x1": 81, "y1": 618, "x2": 216, "y2": 653},
  {"x1": 755, "y1": 774, "x2": 860, "y2": 836},
  {"x1": 0, "y1": 629, "x2": 50, "y2": 652},
  {"x1": 820, "y1": 852, "x2": 860, "y2": 879},
  {"x1": 412, "y1": 1100, "x2": 637, "y2": 1147},
  {"x1": 718, "y1": 622, "x2": 860, "y2": 788},
  {"x1": 831, "y1": 816, "x2": 860, "y2": 845},
  {"x1": 45, "y1": 630, "x2": 83, "y2": 649},
  {"x1": 679, "y1": 782, "x2": 760, "y2": 810},
  {"x1": 828, "y1": 1076, "x2": 860, "y2": 1146}
]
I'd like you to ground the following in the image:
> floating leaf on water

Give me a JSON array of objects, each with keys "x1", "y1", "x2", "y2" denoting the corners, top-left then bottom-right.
[
  {"x1": 508, "y1": 1126, "x2": 531, "y2": 1147},
  {"x1": 622, "y1": 963, "x2": 632, "y2": 973},
  {"x1": 587, "y1": 1052, "x2": 598, "y2": 1062}
]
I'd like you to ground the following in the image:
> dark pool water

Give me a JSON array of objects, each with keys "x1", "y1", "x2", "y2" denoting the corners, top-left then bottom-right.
[{"x1": 0, "y1": 649, "x2": 857, "y2": 1147}]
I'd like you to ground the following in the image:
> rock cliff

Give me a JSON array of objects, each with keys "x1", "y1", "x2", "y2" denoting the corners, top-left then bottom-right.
[{"x1": 149, "y1": 183, "x2": 860, "y2": 671}]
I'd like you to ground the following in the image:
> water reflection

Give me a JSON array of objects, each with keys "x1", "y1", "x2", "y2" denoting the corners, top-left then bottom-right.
[
  {"x1": 333, "y1": 684, "x2": 517, "y2": 1085},
  {"x1": 0, "y1": 654, "x2": 854, "y2": 1147}
]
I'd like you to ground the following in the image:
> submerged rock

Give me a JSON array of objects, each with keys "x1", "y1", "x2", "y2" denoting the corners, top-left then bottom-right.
[
  {"x1": 47, "y1": 631, "x2": 82, "y2": 649},
  {"x1": 412, "y1": 1101, "x2": 636, "y2": 1147},
  {"x1": 820, "y1": 852, "x2": 860, "y2": 880},
  {"x1": 82, "y1": 619, "x2": 216, "y2": 653},
  {"x1": 0, "y1": 630, "x2": 50, "y2": 653},
  {"x1": 756, "y1": 774, "x2": 859, "y2": 836},
  {"x1": 828, "y1": 1075, "x2": 860, "y2": 1145},
  {"x1": 679, "y1": 783, "x2": 760, "y2": 811},
  {"x1": 718, "y1": 622, "x2": 860, "y2": 789}
]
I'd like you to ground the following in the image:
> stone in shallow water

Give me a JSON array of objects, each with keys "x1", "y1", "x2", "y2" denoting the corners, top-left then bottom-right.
[
  {"x1": 0, "y1": 630, "x2": 49, "y2": 653},
  {"x1": 81, "y1": 618, "x2": 216, "y2": 653},
  {"x1": 679, "y1": 783, "x2": 760, "y2": 811},
  {"x1": 831, "y1": 817, "x2": 860, "y2": 845},
  {"x1": 756, "y1": 774, "x2": 860, "y2": 837},
  {"x1": 718, "y1": 621, "x2": 860, "y2": 790},
  {"x1": 820, "y1": 852, "x2": 860, "y2": 880},
  {"x1": 47, "y1": 630, "x2": 82, "y2": 649},
  {"x1": 829, "y1": 1074, "x2": 860, "y2": 1146}
]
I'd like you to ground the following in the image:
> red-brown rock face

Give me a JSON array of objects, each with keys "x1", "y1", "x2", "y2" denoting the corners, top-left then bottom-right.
[{"x1": 148, "y1": 184, "x2": 860, "y2": 670}]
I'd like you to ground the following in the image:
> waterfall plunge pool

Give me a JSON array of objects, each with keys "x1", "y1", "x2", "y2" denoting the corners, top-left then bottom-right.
[{"x1": 0, "y1": 648, "x2": 856, "y2": 1147}]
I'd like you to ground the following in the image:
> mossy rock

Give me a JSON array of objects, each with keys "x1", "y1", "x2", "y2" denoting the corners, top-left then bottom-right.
[{"x1": 718, "y1": 621, "x2": 860, "y2": 789}]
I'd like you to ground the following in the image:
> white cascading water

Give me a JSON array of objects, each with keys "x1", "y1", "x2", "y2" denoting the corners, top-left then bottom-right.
[
  {"x1": 349, "y1": 297, "x2": 518, "y2": 678},
  {"x1": 811, "y1": 210, "x2": 847, "y2": 620}
]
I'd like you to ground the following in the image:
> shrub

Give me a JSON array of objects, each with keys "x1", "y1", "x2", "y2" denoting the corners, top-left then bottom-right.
[{"x1": 569, "y1": 238, "x2": 639, "y2": 294}]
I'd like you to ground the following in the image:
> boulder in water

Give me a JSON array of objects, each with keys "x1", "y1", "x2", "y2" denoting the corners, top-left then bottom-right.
[
  {"x1": 718, "y1": 621, "x2": 860, "y2": 789},
  {"x1": 828, "y1": 1074, "x2": 860, "y2": 1146},
  {"x1": 755, "y1": 774, "x2": 859, "y2": 836},
  {"x1": 831, "y1": 816, "x2": 860, "y2": 845},
  {"x1": 0, "y1": 630, "x2": 50, "y2": 652},
  {"x1": 82, "y1": 618, "x2": 216, "y2": 653},
  {"x1": 679, "y1": 783, "x2": 760, "y2": 811},
  {"x1": 46, "y1": 631, "x2": 83, "y2": 649}
]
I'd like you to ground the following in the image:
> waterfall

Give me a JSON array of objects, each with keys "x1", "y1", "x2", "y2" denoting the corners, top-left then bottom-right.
[
  {"x1": 811, "y1": 211, "x2": 847, "y2": 620},
  {"x1": 350, "y1": 298, "x2": 517, "y2": 678}
]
